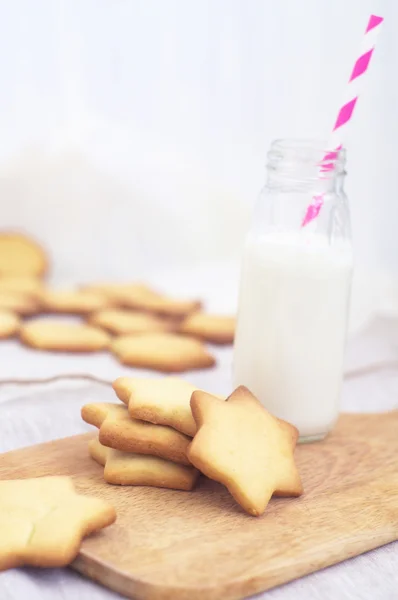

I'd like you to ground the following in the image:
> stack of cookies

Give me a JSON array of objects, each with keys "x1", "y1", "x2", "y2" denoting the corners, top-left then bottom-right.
[
  {"x1": 82, "y1": 377, "x2": 304, "y2": 517},
  {"x1": 0, "y1": 231, "x2": 236, "y2": 373},
  {"x1": 81, "y1": 377, "x2": 204, "y2": 491}
]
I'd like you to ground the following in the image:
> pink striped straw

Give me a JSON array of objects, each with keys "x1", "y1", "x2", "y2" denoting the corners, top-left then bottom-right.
[{"x1": 302, "y1": 14, "x2": 384, "y2": 227}]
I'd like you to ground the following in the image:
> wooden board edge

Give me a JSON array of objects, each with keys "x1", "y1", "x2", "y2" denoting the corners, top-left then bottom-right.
[
  {"x1": 0, "y1": 432, "x2": 94, "y2": 459},
  {"x1": 72, "y1": 528, "x2": 398, "y2": 600}
]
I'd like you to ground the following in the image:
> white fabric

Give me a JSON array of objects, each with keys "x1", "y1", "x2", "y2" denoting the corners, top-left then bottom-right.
[{"x1": 0, "y1": 304, "x2": 397, "y2": 599}]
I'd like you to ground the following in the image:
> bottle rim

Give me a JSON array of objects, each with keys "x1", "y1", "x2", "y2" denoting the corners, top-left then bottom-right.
[{"x1": 268, "y1": 138, "x2": 346, "y2": 175}]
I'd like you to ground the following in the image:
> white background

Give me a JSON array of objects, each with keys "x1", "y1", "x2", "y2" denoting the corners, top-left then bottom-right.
[{"x1": 0, "y1": 0, "x2": 396, "y2": 326}]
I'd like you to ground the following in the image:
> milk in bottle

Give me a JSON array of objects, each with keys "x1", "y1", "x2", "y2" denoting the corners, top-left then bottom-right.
[{"x1": 233, "y1": 140, "x2": 353, "y2": 441}]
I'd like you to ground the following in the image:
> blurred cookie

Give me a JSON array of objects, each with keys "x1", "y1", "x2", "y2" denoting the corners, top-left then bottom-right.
[
  {"x1": 0, "y1": 277, "x2": 44, "y2": 299},
  {"x1": 121, "y1": 293, "x2": 202, "y2": 318},
  {"x1": 88, "y1": 437, "x2": 199, "y2": 490},
  {"x1": 20, "y1": 319, "x2": 110, "y2": 352},
  {"x1": 82, "y1": 283, "x2": 158, "y2": 304},
  {"x1": 111, "y1": 333, "x2": 216, "y2": 373},
  {"x1": 42, "y1": 290, "x2": 110, "y2": 315},
  {"x1": 0, "y1": 291, "x2": 39, "y2": 316},
  {"x1": 188, "y1": 386, "x2": 303, "y2": 517},
  {"x1": 89, "y1": 309, "x2": 171, "y2": 335},
  {"x1": 82, "y1": 402, "x2": 191, "y2": 465},
  {"x1": 0, "y1": 476, "x2": 115, "y2": 570},
  {"x1": 0, "y1": 233, "x2": 47, "y2": 278},
  {"x1": 180, "y1": 313, "x2": 235, "y2": 344},
  {"x1": 0, "y1": 310, "x2": 20, "y2": 339},
  {"x1": 83, "y1": 282, "x2": 201, "y2": 318}
]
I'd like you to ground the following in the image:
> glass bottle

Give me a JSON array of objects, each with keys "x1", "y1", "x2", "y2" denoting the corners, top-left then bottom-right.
[{"x1": 233, "y1": 139, "x2": 353, "y2": 442}]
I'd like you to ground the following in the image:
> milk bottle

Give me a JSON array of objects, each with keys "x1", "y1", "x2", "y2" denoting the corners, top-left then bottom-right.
[{"x1": 233, "y1": 140, "x2": 353, "y2": 441}]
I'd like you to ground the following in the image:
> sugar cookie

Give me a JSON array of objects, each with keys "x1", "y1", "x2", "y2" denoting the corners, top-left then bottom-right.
[
  {"x1": 42, "y1": 290, "x2": 110, "y2": 315},
  {"x1": 113, "y1": 376, "x2": 223, "y2": 437},
  {"x1": 89, "y1": 309, "x2": 171, "y2": 335},
  {"x1": 121, "y1": 293, "x2": 202, "y2": 318},
  {"x1": 0, "y1": 476, "x2": 115, "y2": 570},
  {"x1": 82, "y1": 283, "x2": 159, "y2": 306},
  {"x1": 188, "y1": 386, "x2": 303, "y2": 516},
  {"x1": 0, "y1": 291, "x2": 39, "y2": 316},
  {"x1": 82, "y1": 402, "x2": 191, "y2": 465},
  {"x1": 88, "y1": 437, "x2": 198, "y2": 490},
  {"x1": 180, "y1": 313, "x2": 235, "y2": 344},
  {"x1": 0, "y1": 310, "x2": 20, "y2": 339},
  {"x1": 20, "y1": 319, "x2": 110, "y2": 352},
  {"x1": 0, "y1": 277, "x2": 44, "y2": 299},
  {"x1": 0, "y1": 233, "x2": 47, "y2": 278},
  {"x1": 111, "y1": 333, "x2": 215, "y2": 373}
]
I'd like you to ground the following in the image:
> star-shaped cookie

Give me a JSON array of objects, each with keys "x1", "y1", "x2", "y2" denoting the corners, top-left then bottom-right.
[
  {"x1": 111, "y1": 333, "x2": 215, "y2": 373},
  {"x1": 179, "y1": 313, "x2": 236, "y2": 345},
  {"x1": 113, "y1": 376, "x2": 205, "y2": 436},
  {"x1": 81, "y1": 402, "x2": 191, "y2": 465},
  {"x1": 41, "y1": 289, "x2": 111, "y2": 314},
  {"x1": 0, "y1": 476, "x2": 116, "y2": 570},
  {"x1": 89, "y1": 309, "x2": 171, "y2": 335},
  {"x1": 188, "y1": 386, "x2": 303, "y2": 516},
  {"x1": 88, "y1": 437, "x2": 199, "y2": 490},
  {"x1": 20, "y1": 319, "x2": 111, "y2": 352}
]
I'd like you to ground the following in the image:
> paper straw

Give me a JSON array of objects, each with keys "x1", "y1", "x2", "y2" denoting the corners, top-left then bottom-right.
[{"x1": 302, "y1": 14, "x2": 384, "y2": 227}]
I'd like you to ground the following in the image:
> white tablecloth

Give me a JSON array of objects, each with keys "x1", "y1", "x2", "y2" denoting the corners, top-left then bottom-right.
[{"x1": 0, "y1": 265, "x2": 397, "y2": 599}]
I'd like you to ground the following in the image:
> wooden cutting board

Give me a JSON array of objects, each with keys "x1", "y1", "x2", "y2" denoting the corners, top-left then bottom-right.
[{"x1": 1, "y1": 411, "x2": 398, "y2": 600}]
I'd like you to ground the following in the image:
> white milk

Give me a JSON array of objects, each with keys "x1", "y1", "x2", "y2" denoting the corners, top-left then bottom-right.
[{"x1": 233, "y1": 232, "x2": 353, "y2": 440}]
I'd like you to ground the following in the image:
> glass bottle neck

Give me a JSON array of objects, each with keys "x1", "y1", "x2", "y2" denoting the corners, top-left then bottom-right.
[
  {"x1": 266, "y1": 169, "x2": 346, "y2": 194},
  {"x1": 266, "y1": 139, "x2": 346, "y2": 195}
]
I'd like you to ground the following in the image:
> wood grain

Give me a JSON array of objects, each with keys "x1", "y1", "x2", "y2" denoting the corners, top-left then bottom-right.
[{"x1": 1, "y1": 411, "x2": 398, "y2": 600}]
